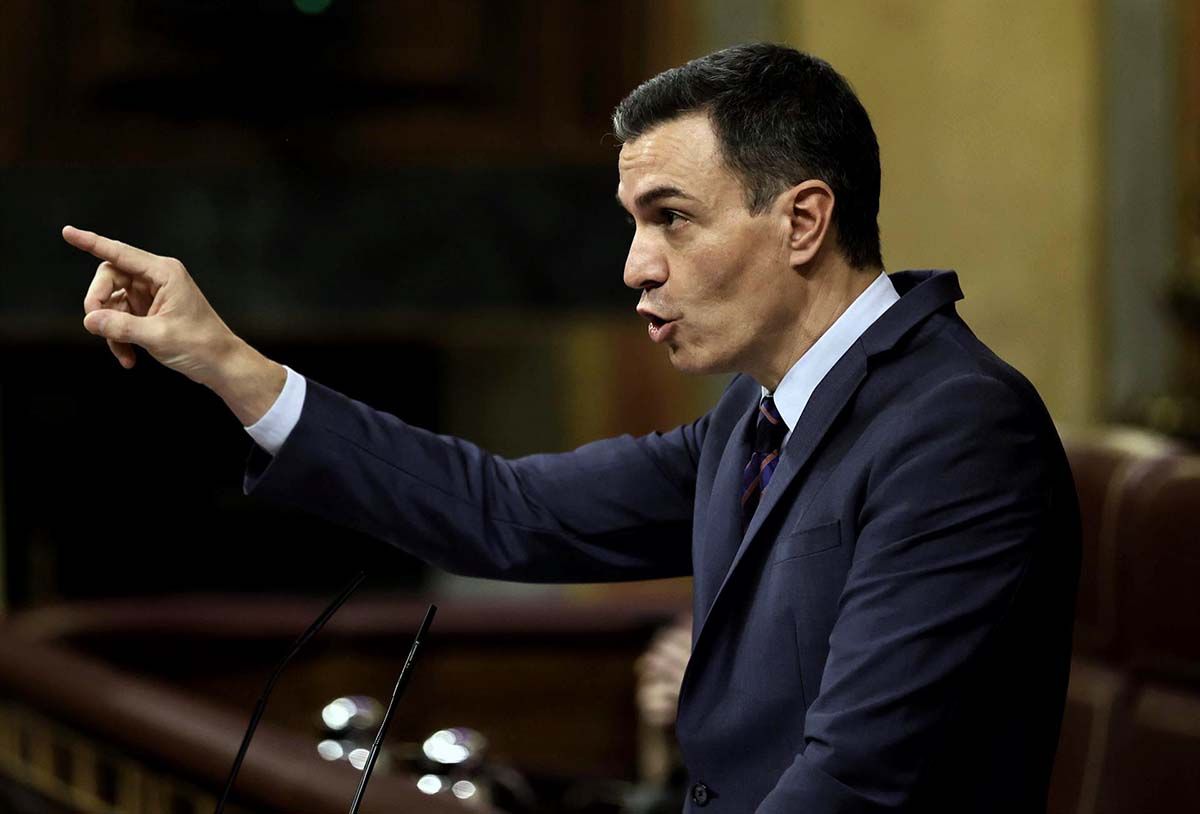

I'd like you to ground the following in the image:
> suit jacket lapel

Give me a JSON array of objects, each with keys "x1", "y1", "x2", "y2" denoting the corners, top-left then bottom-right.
[
  {"x1": 742, "y1": 348, "x2": 868, "y2": 547},
  {"x1": 687, "y1": 270, "x2": 966, "y2": 657},
  {"x1": 697, "y1": 347, "x2": 869, "y2": 637},
  {"x1": 693, "y1": 397, "x2": 756, "y2": 616}
]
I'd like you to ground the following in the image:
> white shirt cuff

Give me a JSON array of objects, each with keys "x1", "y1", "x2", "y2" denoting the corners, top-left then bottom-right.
[{"x1": 244, "y1": 364, "x2": 306, "y2": 456}]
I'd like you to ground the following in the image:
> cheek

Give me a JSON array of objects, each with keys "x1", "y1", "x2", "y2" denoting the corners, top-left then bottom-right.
[
  {"x1": 684, "y1": 272, "x2": 757, "y2": 357},
  {"x1": 674, "y1": 222, "x2": 782, "y2": 326},
  {"x1": 702, "y1": 251, "x2": 767, "y2": 322},
  {"x1": 735, "y1": 232, "x2": 790, "y2": 305},
  {"x1": 685, "y1": 243, "x2": 747, "y2": 305},
  {"x1": 681, "y1": 272, "x2": 742, "y2": 347}
]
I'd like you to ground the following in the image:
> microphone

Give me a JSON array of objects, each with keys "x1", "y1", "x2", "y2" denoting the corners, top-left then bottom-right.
[
  {"x1": 214, "y1": 570, "x2": 367, "y2": 814},
  {"x1": 348, "y1": 603, "x2": 437, "y2": 814},
  {"x1": 212, "y1": 572, "x2": 438, "y2": 814}
]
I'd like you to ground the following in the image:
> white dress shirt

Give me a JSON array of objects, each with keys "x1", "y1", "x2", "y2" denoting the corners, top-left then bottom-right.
[
  {"x1": 244, "y1": 363, "x2": 307, "y2": 456},
  {"x1": 766, "y1": 271, "x2": 899, "y2": 445},
  {"x1": 245, "y1": 272, "x2": 900, "y2": 454}
]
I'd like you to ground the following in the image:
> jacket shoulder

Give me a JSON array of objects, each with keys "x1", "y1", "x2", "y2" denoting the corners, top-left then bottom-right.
[{"x1": 879, "y1": 310, "x2": 1053, "y2": 423}]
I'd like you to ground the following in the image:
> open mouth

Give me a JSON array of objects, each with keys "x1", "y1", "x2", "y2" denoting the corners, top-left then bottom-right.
[
  {"x1": 636, "y1": 304, "x2": 679, "y2": 342},
  {"x1": 643, "y1": 313, "x2": 679, "y2": 343}
]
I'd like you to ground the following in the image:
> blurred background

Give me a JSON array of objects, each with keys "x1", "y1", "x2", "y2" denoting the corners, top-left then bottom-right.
[{"x1": 0, "y1": 1, "x2": 1197, "y2": 813}]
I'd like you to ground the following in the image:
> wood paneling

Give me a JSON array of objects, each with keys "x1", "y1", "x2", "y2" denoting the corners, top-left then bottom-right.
[{"x1": 0, "y1": 0, "x2": 655, "y2": 167}]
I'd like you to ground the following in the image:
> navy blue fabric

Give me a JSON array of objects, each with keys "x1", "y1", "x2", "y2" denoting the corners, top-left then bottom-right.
[{"x1": 244, "y1": 270, "x2": 1080, "y2": 813}]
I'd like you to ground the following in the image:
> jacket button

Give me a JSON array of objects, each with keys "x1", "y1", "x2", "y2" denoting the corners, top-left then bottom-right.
[{"x1": 691, "y1": 782, "x2": 711, "y2": 806}]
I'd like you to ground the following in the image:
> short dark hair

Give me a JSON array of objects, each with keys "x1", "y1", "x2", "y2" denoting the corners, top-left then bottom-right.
[{"x1": 612, "y1": 43, "x2": 883, "y2": 270}]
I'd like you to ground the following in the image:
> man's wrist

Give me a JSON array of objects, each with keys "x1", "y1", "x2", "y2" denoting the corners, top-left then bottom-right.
[{"x1": 207, "y1": 337, "x2": 287, "y2": 427}]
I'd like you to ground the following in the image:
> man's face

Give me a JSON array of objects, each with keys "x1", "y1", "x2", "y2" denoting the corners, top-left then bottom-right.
[{"x1": 617, "y1": 112, "x2": 793, "y2": 378}]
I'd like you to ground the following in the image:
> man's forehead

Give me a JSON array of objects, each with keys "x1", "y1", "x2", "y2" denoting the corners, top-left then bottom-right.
[{"x1": 617, "y1": 113, "x2": 722, "y2": 200}]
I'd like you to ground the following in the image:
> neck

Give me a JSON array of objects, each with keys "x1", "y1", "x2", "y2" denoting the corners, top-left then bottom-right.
[{"x1": 752, "y1": 263, "x2": 881, "y2": 391}]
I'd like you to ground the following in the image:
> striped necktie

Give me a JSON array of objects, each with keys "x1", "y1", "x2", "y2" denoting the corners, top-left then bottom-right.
[{"x1": 741, "y1": 395, "x2": 788, "y2": 528}]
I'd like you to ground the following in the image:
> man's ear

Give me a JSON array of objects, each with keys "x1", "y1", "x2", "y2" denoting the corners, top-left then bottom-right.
[{"x1": 785, "y1": 180, "x2": 835, "y2": 269}]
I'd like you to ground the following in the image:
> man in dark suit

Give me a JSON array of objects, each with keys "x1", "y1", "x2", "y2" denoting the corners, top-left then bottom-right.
[{"x1": 66, "y1": 44, "x2": 1079, "y2": 812}]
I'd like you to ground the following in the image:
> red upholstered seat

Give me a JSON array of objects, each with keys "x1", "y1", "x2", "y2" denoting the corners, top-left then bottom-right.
[
  {"x1": 1060, "y1": 428, "x2": 1180, "y2": 658},
  {"x1": 1098, "y1": 680, "x2": 1200, "y2": 813},
  {"x1": 1118, "y1": 458, "x2": 1200, "y2": 675},
  {"x1": 1047, "y1": 659, "x2": 1127, "y2": 814},
  {"x1": 1049, "y1": 430, "x2": 1197, "y2": 814}
]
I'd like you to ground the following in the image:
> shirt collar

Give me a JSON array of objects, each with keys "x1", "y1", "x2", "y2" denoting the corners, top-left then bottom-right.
[{"x1": 762, "y1": 271, "x2": 900, "y2": 432}]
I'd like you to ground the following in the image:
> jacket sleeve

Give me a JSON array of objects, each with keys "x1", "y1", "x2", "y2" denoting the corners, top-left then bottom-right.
[
  {"x1": 243, "y1": 377, "x2": 705, "y2": 582},
  {"x1": 755, "y1": 373, "x2": 1075, "y2": 811}
]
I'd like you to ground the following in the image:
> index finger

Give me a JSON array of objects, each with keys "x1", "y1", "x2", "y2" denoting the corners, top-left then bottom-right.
[{"x1": 62, "y1": 226, "x2": 166, "y2": 282}]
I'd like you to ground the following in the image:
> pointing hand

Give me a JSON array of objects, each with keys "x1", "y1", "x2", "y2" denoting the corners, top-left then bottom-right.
[{"x1": 65, "y1": 225, "x2": 239, "y2": 387}]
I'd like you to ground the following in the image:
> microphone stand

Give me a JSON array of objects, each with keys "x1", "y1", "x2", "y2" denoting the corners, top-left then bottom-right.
[
  {"x1": 212, "y1": 571, "x2": 439, "y2": 814},
  {"x1": 213, "y1": 571, "x2": 366, "y2": 814},
  {"x1": 347, "y1": 603, "x2": 437, "y2": 814}
]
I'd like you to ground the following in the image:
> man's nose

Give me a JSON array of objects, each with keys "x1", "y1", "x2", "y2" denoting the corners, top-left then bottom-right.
[{"x1": 623, "y1": 234, "x2": 668, "y2": 291}]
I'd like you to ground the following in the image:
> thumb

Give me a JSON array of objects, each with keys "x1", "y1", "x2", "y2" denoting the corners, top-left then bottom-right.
[{"x1": 83, "y1": 309, "x2": 148, "y2": 345}]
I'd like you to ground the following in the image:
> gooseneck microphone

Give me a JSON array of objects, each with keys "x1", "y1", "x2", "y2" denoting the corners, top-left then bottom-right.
[
  {"x1": 348, "y1": 603, "x2": 437, "y2": 814},
  {"x1": 212, "y1": 570, "x2": 438, "y2": 814},
  {"x1": 214, "y1": 570, "x2": 367, "y2": 814}
]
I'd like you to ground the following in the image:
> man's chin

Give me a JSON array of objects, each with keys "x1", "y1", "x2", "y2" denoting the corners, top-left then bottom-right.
[{"x1": 664, "y1": 345, "x2": 728, "y2": 377}]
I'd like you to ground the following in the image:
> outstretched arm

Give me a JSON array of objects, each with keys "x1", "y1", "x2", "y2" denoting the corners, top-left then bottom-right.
[
  {"x1": 243, "y1": 376, "x2": 704, "y2": 582},
  {"x1": 65, "y1": 226, "x2": 702, "y2": 583}
]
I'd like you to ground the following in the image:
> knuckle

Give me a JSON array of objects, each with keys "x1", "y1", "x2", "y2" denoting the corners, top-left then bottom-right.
[
  {"x1": 162, "y1": 256, "x2": 186, "y2": 275},
  {"x1": 145, "y1": 318, "x2": 169, "y2": 347},
  {"x1": 92, "y1": 263, "x2": 114, "y2": 285}
]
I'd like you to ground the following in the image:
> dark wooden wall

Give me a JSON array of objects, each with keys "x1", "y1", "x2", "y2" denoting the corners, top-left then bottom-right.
[
  {"x1": 0, "y1": 1, "x2": 702, "y2": 608},
  {"x1": 0, "y1": 0, "x2": 654, "y2": 167}
]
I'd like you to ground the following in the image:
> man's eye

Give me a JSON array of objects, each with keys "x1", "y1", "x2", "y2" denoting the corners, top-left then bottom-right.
[
  {"x1": 662, "y1": 210, "x2": 684, "y2": 226},
  {"x1": 625, "y1": 213, "x2": 636, "y2": 228}
]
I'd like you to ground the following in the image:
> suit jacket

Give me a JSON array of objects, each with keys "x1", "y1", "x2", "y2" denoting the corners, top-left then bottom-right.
[{"x1": 244, "y1": 270, "x2": 1081, "y2": 812}]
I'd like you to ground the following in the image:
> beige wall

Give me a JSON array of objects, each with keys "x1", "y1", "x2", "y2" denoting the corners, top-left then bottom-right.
[{"x1": 784, "y1": 1, "x2": 1105, "y2": 423}]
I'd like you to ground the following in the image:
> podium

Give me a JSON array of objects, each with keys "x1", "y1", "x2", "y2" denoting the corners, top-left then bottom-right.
[{"x1": 0, "y1": 594, "x2": 682, "y2": 813}]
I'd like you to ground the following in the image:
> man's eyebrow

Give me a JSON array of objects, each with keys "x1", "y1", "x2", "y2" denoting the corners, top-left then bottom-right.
[{"x1": 616, "y1": 185, "x2": 699, "y2": 211}]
